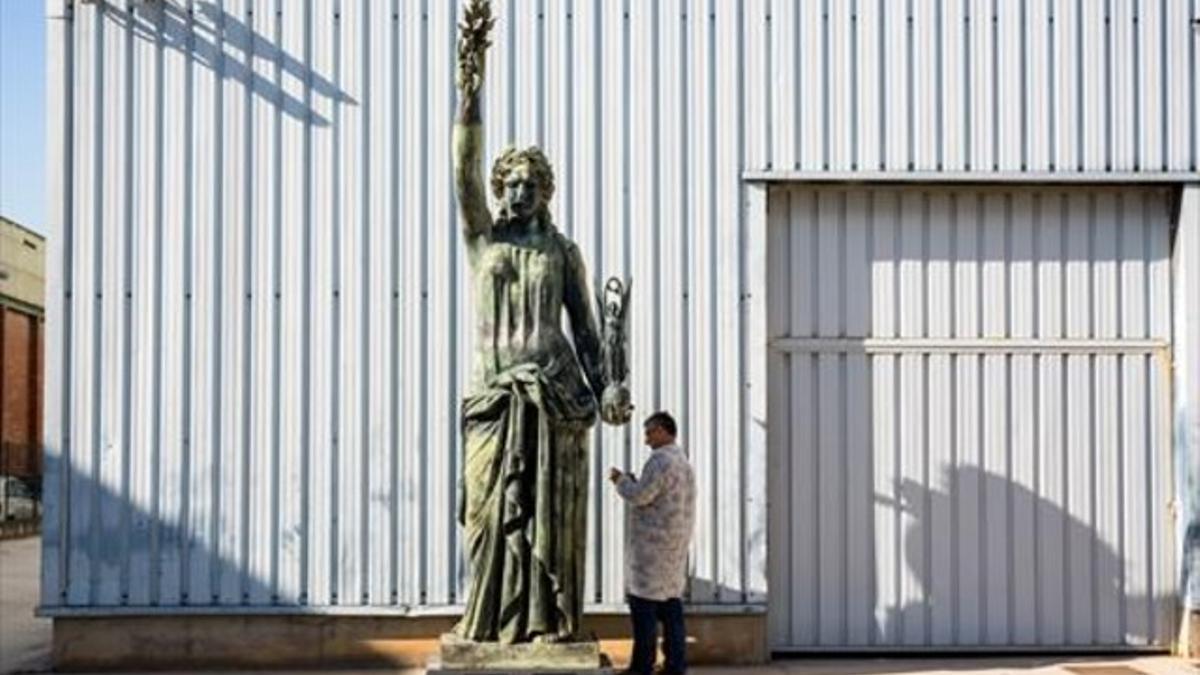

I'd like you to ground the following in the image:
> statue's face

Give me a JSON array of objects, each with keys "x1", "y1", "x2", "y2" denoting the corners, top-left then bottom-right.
[{"x1": 502, "y1": 163, "x2": 541, "y2": 221}]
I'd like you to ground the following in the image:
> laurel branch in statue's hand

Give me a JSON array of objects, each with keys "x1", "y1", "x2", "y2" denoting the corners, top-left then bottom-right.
[{"x1": 457, "y1": 0, "x2": 495, "y2": 98}]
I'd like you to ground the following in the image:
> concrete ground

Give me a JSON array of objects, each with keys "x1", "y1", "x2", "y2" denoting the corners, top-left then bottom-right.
[
  {"x1": 2, "y1": 536, "x2": 1197, "y2": 674},
  {"x1": 0, "y1": 535, "x2": 50, "y2": 674}
]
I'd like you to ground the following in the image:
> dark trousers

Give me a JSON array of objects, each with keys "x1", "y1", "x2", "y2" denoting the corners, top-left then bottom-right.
[{"x1": 626, "y1": 594, "x2": 686, "y2": 675}]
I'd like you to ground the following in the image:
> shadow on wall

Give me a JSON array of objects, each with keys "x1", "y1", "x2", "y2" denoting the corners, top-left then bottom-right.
[
  {"x1": 40, "y1": 447, "x2": 761, "y2": 669},
  {"x1": 99, "y1": 0, "x2": 358, "y2": 127},
  {"x1": 874, "y1": 465, "x2": 1173, "y2": 646}
]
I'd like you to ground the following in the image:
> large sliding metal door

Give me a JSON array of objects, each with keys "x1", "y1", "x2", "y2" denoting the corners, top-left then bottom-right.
[{"x1": 767, "y1": 185, "x2": 1176, "y2": 650}]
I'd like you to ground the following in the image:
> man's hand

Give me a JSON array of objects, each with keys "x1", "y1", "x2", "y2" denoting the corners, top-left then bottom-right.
[{"x1": 607, "y1": 467, "x2": 624, "y2": 483}]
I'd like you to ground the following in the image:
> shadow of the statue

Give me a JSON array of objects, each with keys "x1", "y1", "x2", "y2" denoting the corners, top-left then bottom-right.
[{"x1": 877, "y1": 465, "x2": 1172, "y2": 648}]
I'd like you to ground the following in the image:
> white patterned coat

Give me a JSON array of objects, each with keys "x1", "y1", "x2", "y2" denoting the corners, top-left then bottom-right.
[{"x1": 615, "y1": 445, "x2": 696, "y2": 601}]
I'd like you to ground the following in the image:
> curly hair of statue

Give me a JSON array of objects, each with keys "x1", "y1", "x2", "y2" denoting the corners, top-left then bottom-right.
[{"x1": 490, "y1": 145, "x2": 557, "y2": 229}]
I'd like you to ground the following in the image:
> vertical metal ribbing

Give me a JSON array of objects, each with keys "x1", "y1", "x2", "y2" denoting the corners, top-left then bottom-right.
[
  {"x1": 1132, "y1": 0, "x2": 1140, "y2": 170},
  {"x1": 850, "y1": 0, "x2": 858, "y2": 170},
  {"x1": 388, "y1": 0, "x2": 400, "y2": 607},
  {"x1": 621, "y1": 0, "x2": 632, "y2": 473},
  {"x1": 990, "y1": 0, "x2": 998, "y2": 171},
  {"x1": 1031, "y1": 193, "x2": 1042, "y2": 641},
  {"x1": 905, "y1": 0, "x2": 913, "y2": 171},
  {"x1": 446, "y1": 0, "x2": 461, "y2": 602},
  {"x1": 54, "y1": 0, "x2": 77, "y2": 606},
  {"x1": 1075, "y1": 0, "x2": 1083, "y2": 170},
  {"x1": 962, "y1": 0, "x2": 970, "y2": 171},
  {"x1": 765, "y1": 4, "x2": 773, "y2": 171},
  {"x1": 358, "y1": 0, "x2": 370, "y2": 606},
  {"x1": 1191, "y1": 0, "x2": 1197, "y2": 171},
  {"x1": 565, "y1": 0, "x2": 575, "y2": 241},
  {"x1": 947, "y1": 192, "x2": 959, "y2": 644},
  {"x1": 935, "y1": 0, "x2": 943, "y2": 170},
  {"x1": 590, "y1": 0, "x2": 604, "y2": 602},
  {"x1": 878, "y1": 0, "x2": 886, "y2": 170},
  {"x1": 920, "y1": 194, "x2": 932, "y2": 644},
  {"x1": 149, "y1": 0, "x2": 166, "y2": 607},
  {"x1": 118, "y1": 0, "x2": 135, "y2": 606},
  {"x1": 270, "y1": 0, "x2": 284, "y2": 604},
  {"x1": 85, "y1": 0, "x2": 103, "y2": 608},
  {"x1": 329, "y1": 0, "x2": 341, "y2": 605},
  {"x1": 1105, "y1": 0, "x2": 1113, "y2": 171},
  {"x1": 706, "y1": 0, "x2": 720, "y2": 598},
  {"x1": 736, "y1": 0, "x2": 748, "y2": 604},
  {"x1": 823, "y1": 0, "x2": 832, "y2": 170},
  {"x1": 651, "y1": 0, "x2": 662, "y2": 407},
  {"x1": 299, "y1": 0, "x2": 313, "y2": 606},
  {"x1": 1048, "y1": 0, "x2": 1056, "y2": 170},
  {"x1": 797, "y1": 0, "x2": 804, "y2": 168},
  {"x1": 208, "y1": 0, "x2": 225, "y2": 606},
  {"x1": 416, "y1": 0, "x2": 428, "y2": 604},
  {"x1": 1019, "y1": 0, "x2": 1028, "y2": 171},
  {"x1": 537, "y1": 0, "x2": 546, "y2": 146},
  {"x1": 240, "y1": 0, "x2": 256, "y2": 607},
  {"x1": 1002, "y1": 196, "x2": 1013, "y2": 644},
  {"x1": 678, "y1": 0, "x2": 691, "y2": 599}
]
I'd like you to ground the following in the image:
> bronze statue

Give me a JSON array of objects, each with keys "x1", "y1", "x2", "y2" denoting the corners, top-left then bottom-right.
[{"x1": 452, "y1": 0, "x2": 632, "y2": 644}]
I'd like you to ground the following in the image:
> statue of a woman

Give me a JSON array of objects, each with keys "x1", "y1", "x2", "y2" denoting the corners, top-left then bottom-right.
[{"x1": 452, "y1": 0, "x2": 631, "y2": 644}]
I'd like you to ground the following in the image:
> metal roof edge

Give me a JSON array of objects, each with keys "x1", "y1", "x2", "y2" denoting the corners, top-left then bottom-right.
[{"x1": 741, "y1": 170, "x2": 1200, "y2": 185}]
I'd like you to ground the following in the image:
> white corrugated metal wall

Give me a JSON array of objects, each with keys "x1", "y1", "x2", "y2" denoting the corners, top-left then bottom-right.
[
  {"x1": 40, "y1": 0, "x2": 1197, "y2": 620},
  {"x1": 766, "y1": 184, "x2": 1177, "y2": 649}
]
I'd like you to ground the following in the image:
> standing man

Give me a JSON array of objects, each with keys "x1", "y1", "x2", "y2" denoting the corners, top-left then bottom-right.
[{"x1": 608, "y1": 412, "x2": 696, "y2": 675}]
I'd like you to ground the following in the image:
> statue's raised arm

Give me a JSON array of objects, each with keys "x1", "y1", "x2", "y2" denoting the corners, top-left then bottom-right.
[{"x1": 454, "y1": 0, "x2": 495, "y2": 241}]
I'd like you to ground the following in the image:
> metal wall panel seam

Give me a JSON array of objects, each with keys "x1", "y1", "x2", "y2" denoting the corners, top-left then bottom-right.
[
  {"x1": 116, "y1": 0, "x2": 135, "y2": 607},
  {"x1": 678, "y1": 0, "x2": 693, "y2": 603},
  {"x1": 388, "y1": 0, "x2": 400, "y2": 607},
  {"x1": 796, "y1": 0, "x2": 803, "y2": 168},
  {"x1": 707, "y1": 0, "x2": 720, "y2": 604},
  {"x1": 652, "y1": 0, "x2": 662, "y2": 407},
  {"x1": 358, "y1": 0, "x2": 370, "y2": 606},
  {"x1": 42, "y1": 0, "x2": 73, "y2": 609},
  {"x1": 416, "y1": 0, "x2": 428, "y2": 605},
  {"x1": 852, "y1": 0, "x2": 860, "y2": 169},
  {"x1": 329, "y1": 0, "x2": 342, "y2": 604},
  {"x1": 84, "y1": 0, "x2": 104, "y2": 607},
  {"x1": 736, "y1": 0, "x2": 749, "y2": 604},
  {"x1": 450, "y1": 0, "x2": 466, "y2": 605},
  {"x1": 193, "y1": 0, "x2": 218, "y2": 605},
  {"x1": 823, "y1": 0, "x2": 832, "y2": 170},
  {"x1": 99, "y1": 0, "x2": 126, "y2": 600},
  {"x1": 906, "y1": 0, "x2": 914, "y2": 171},
  {"x1": 1159, "y1": 0, "x2": 1167, "y2": 169},
  {"x1": 148, "y1": 0, "x2": 167, "y2": 608},
  {"x1": 268, "y1": 0, "x2": 283, "y2": 605}
]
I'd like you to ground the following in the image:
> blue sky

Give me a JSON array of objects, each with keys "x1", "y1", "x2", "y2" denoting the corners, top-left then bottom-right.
[{"x1": 0, "y1": 1, "x2": 46, "y2": 233}]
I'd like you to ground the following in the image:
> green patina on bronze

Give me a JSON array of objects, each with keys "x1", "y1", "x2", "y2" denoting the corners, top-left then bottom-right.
[{"x1": 452, "y1": 0, "x2": 632, "y2": 645}]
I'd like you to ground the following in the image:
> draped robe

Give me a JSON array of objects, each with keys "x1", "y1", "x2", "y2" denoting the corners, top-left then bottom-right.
[{"x1": 455, "y1": 224, "x2": 604, "y2": 644}]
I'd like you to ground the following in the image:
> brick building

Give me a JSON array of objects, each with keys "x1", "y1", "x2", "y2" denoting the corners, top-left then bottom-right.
[{"x1": 1, "y1": 216, "x2": 45, "y2": 480}]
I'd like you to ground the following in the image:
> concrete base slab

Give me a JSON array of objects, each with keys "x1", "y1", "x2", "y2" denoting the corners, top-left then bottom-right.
[
  {"x1": 427, "y1": 661, "x2": 614, "y2": 675},
  {"x1": 50, "y1": 611, "x2": 767, "y2": 671},
  {"x1": 436, "y1": 632, "x2": 607, "y2": 670}
]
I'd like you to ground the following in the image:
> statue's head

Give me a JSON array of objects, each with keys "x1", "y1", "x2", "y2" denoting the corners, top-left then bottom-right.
[{"x1": 491, "y1": 146, "x2": 555, "y2": 226}]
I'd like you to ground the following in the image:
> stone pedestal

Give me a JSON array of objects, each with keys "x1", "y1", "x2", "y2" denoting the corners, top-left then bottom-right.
[{"x1": 427, "y1": 633, "x2": 612, "y2": 674}]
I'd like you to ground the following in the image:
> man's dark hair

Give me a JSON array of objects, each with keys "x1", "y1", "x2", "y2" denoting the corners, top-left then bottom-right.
[{"x1": 643, "y1": 411, "x2": 677, "y2": 437}]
